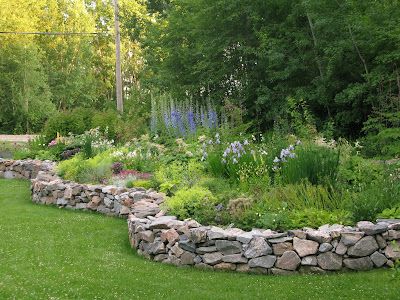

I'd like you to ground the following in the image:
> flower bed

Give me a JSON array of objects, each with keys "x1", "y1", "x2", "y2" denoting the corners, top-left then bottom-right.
[{"x1": 1, "y1": 159, "x2": 399, "y2": 275}]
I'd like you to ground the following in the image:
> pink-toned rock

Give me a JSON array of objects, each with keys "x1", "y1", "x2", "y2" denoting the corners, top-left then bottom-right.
[
  {"x1": 160, "y1": 229, "x2": 180, "y2": 244},
  {"x1": 293, "y1": 237, "x2": 319, "y2": 257}
]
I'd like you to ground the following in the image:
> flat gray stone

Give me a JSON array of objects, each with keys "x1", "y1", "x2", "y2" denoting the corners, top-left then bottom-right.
[
  {"x1": 271, "y1": 268, "x2": 298, "y2": 275},
  {"x1": 133, "y1": 201, "x2": 161, "y2": 218},
  {"x1": 236, "y1": 231, "x2": 255, "y2": 244},
  {"x1": 222, "y1": 254, "x2": 248, "y2": 264},
  {"x1": 299, "y1": 266, "x2": 326, "y2": 274},
  {"x1": 248, "y1": 255, "x2": 277, "y2": 269},
  {"x1": 348, "y1": 236, "x2": 378, "y2": 257},
  {"x1": 317, "y1": 252, "x2": 342, "y2": 270},
  {"x1": 207, "y1": 226, "x2": 228, "y2": 240},
  {"x1": 196, "y1": 246, "x2": 217, "y2": 254},
  {"x1": 356, "y1": 221, "x2": 387, "y2": 235},
  {"x1": 343, "y1": 257, "x2": 373, "y2": 270},
  {"x1": 307, "y1": 230, "x2": 332, "y2": 243},
  {"x1": 340, "y1": 232, "x2": 364, "y2": 246},
  {"x1": 202, "y1": 252, "x2": 223, "y2": 265},
  {"x1": 178, "y1": 239, "x2": 196, "y2": 253},
  {"x1": 149, "y1": 216, "x2": 179, "y2": 229},
  {"x1": 215, "y1": 240, "x2": 242, "y2": 255},
  {"x1": 267, "y1": 236, "x2": 293, "y2": 243}
]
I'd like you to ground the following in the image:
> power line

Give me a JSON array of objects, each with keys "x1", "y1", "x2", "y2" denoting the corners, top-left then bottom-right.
[{"x1": 0, "y1": 31, "x2": 110, "y2": 36}]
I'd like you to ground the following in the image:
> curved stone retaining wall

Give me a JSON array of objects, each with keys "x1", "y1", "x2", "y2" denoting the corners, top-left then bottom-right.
[
  {"x1": 1, "y1": 159, "x2": 399, "y2": 275},
  {"x1": 0, "y1": 159, "x2": 55, "y2": 179}
]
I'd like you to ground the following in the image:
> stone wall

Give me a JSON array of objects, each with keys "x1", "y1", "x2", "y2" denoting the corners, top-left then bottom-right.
[
  {"x1": 127, "y1": 217, "x2": 400, "y2": 274},
  {"x1": 1, "y1": 159, "x2": 399, "y2": 275},
  {"x1": 0, "y1": 159, "x2": 55, "y2": 179}
]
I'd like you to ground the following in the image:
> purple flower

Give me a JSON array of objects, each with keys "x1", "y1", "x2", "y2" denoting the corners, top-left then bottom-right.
[{"x1": 187, "y1": 110, "x2": 196, "y2": 133}]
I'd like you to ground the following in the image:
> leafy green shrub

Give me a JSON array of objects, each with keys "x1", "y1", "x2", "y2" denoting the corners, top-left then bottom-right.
[
  {"x1": 378, "y1": 205, "x2": 400, "y2": 219},
  {"x1": 338, "y1": 155, "x2": 385, "y2": 186},
  {"x1": 42, "y1": 109, "x2": 91, "y2": 141},
  {"x1": 91, "y1": 111, "x2": 121, "y2": 141},
  {"x1": 155, "y1": 160, "x2": 205, "y2": 194},
  {"x1": 13, "y1": 148, "x2": 35, "y2": 160},
  {"x1": 57, "y1": 153, "x2": 112, "y2": 183},
  {"x1": 344, "y1": 178, "x2": 400, "y2": 221},
  {"x1": 127, "y1": 179, "x2": 156, "y2": 190},
  {"x1": 165, "y1": 186, "x2": 218, "y2": 224},
  {"x1": 362, "y1": 111, "x2": 400, "y2": 158},
  {"x1": 279, "y1": 144, "x2": 339, "y2": 186},
  {"x1": 287, "y1": 209, "x2": 352, "y2": 229}
]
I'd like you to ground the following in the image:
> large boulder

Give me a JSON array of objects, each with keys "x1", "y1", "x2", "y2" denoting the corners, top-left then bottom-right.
[
  {"x1": 293, "y1": 237, "x2": 319, "y2": 257},
  {"x1": 202, "y1": 252, "x2": 223, "y2": 265},
  {"x1": 347, "y1": 236, "x2": 379, "y2": 257},
  {"x1": 343, "y1": 257, "x2": 373, "y2": 271},
  {"x1": 244, "y1": 237, "x2": 272, "y2": 258},
  {"x1": 248, "y1": 255, "x2": 277, "y2": 269},
  {"x1": 356, "y1": 221, "x2": 387, "y2": 235},
  {"x1": 215, "y1": 240, "x2": 242, "y2": 255},
  {"x1": 340, "y1": 232, "x2": 364, "y2": 246},
  {"x1": 317, "y1": 252, "x2": 342, "y2": 270},
  {"x1": 275, "y1": 251, "x2": 301, "y2": 271}
]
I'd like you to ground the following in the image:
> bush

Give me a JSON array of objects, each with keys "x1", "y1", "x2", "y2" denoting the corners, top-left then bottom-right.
[
  {"x1": 165, "y1": 186, "x2": 218, "y2": 224},
  {"x1": 57, "y1": 153, "x2": 112, "y2": 183},
  {"x1": 42, "y1": 109, "x2": 91, "y2": 141},
  {"x1": 155, "y1": 160, "x2": 205, "y2": 195},
  {"x1": 91, "y1": 111, "x2": 121, "y2": 141},
  {"x1": 126, "y1": 179, "x2": 156, "y2": 190},
  {"x1": 378, "y1": 205, "x2": 400, "y2": 219},
  {"x1": 286, "y1": 209, "x2": 352, "y2": 229},
  {"x1": 344, "y1": 178, "x2": 400, "y2": 222}
]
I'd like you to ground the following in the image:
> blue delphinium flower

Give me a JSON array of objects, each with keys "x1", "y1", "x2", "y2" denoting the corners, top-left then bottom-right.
[{"x1": 187, "y1": 110, "x2": 196, "y2": 133}]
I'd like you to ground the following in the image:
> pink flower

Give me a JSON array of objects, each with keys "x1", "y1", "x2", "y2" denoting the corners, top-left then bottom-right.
[{"x1": 48, "y1": 140, "x2": 57, "y2": 147}]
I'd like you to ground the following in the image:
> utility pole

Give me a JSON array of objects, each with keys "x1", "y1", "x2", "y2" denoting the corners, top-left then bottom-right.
[{"x1": 113, "y1": 0, "x2": 123, "y2": 113}]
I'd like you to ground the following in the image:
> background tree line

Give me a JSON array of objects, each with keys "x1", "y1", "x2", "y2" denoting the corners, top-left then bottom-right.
[{"x1": 1, "y1": 0, "x2": 399, "y2": 156}]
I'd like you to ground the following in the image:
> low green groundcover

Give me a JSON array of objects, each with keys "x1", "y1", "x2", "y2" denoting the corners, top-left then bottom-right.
[{"x1": 0, "y1": 179, "x2": 398, "y2": 299}]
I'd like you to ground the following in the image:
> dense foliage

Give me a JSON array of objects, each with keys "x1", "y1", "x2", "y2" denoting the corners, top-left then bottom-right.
[
  {"x1": 2, "y1": 1, "x2": 400, "y2": 231},
  {"x1": 1, "y1": 0, "x2": 399, "y2": 159}
]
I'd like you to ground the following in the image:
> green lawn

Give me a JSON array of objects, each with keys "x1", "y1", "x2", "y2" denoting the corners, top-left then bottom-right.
[{"x1": 0, "y1": 179, "x2": 398, "y2": 300}]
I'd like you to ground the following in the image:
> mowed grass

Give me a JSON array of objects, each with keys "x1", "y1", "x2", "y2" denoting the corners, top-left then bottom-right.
[{"x1": 0, "y1": 180, "x2": 398, "y2": 300}]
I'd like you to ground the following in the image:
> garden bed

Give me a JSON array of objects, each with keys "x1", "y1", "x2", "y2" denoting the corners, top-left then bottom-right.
[{"x1": 1, "y1": 158, "x2": 399, "y2": 275}]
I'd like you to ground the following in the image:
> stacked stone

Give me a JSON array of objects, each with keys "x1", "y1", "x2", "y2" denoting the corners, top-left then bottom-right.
[
  {"x1": 0, "y1": 159, "x2": 55, "y2": 179},
  {"x1": 31, "y1": 171, "x2": 165, "y2": 218},
  {"x1": 128, "y1": 217, "x2": 400, "y2": 274},
  {"x1": 2, "y1": 159, "x2": 400, "y2": 275}
]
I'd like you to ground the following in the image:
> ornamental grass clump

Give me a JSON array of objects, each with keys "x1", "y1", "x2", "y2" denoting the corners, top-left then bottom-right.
[{"x1": 277, "y1": 143, "x2": 340, "y2": 186}]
